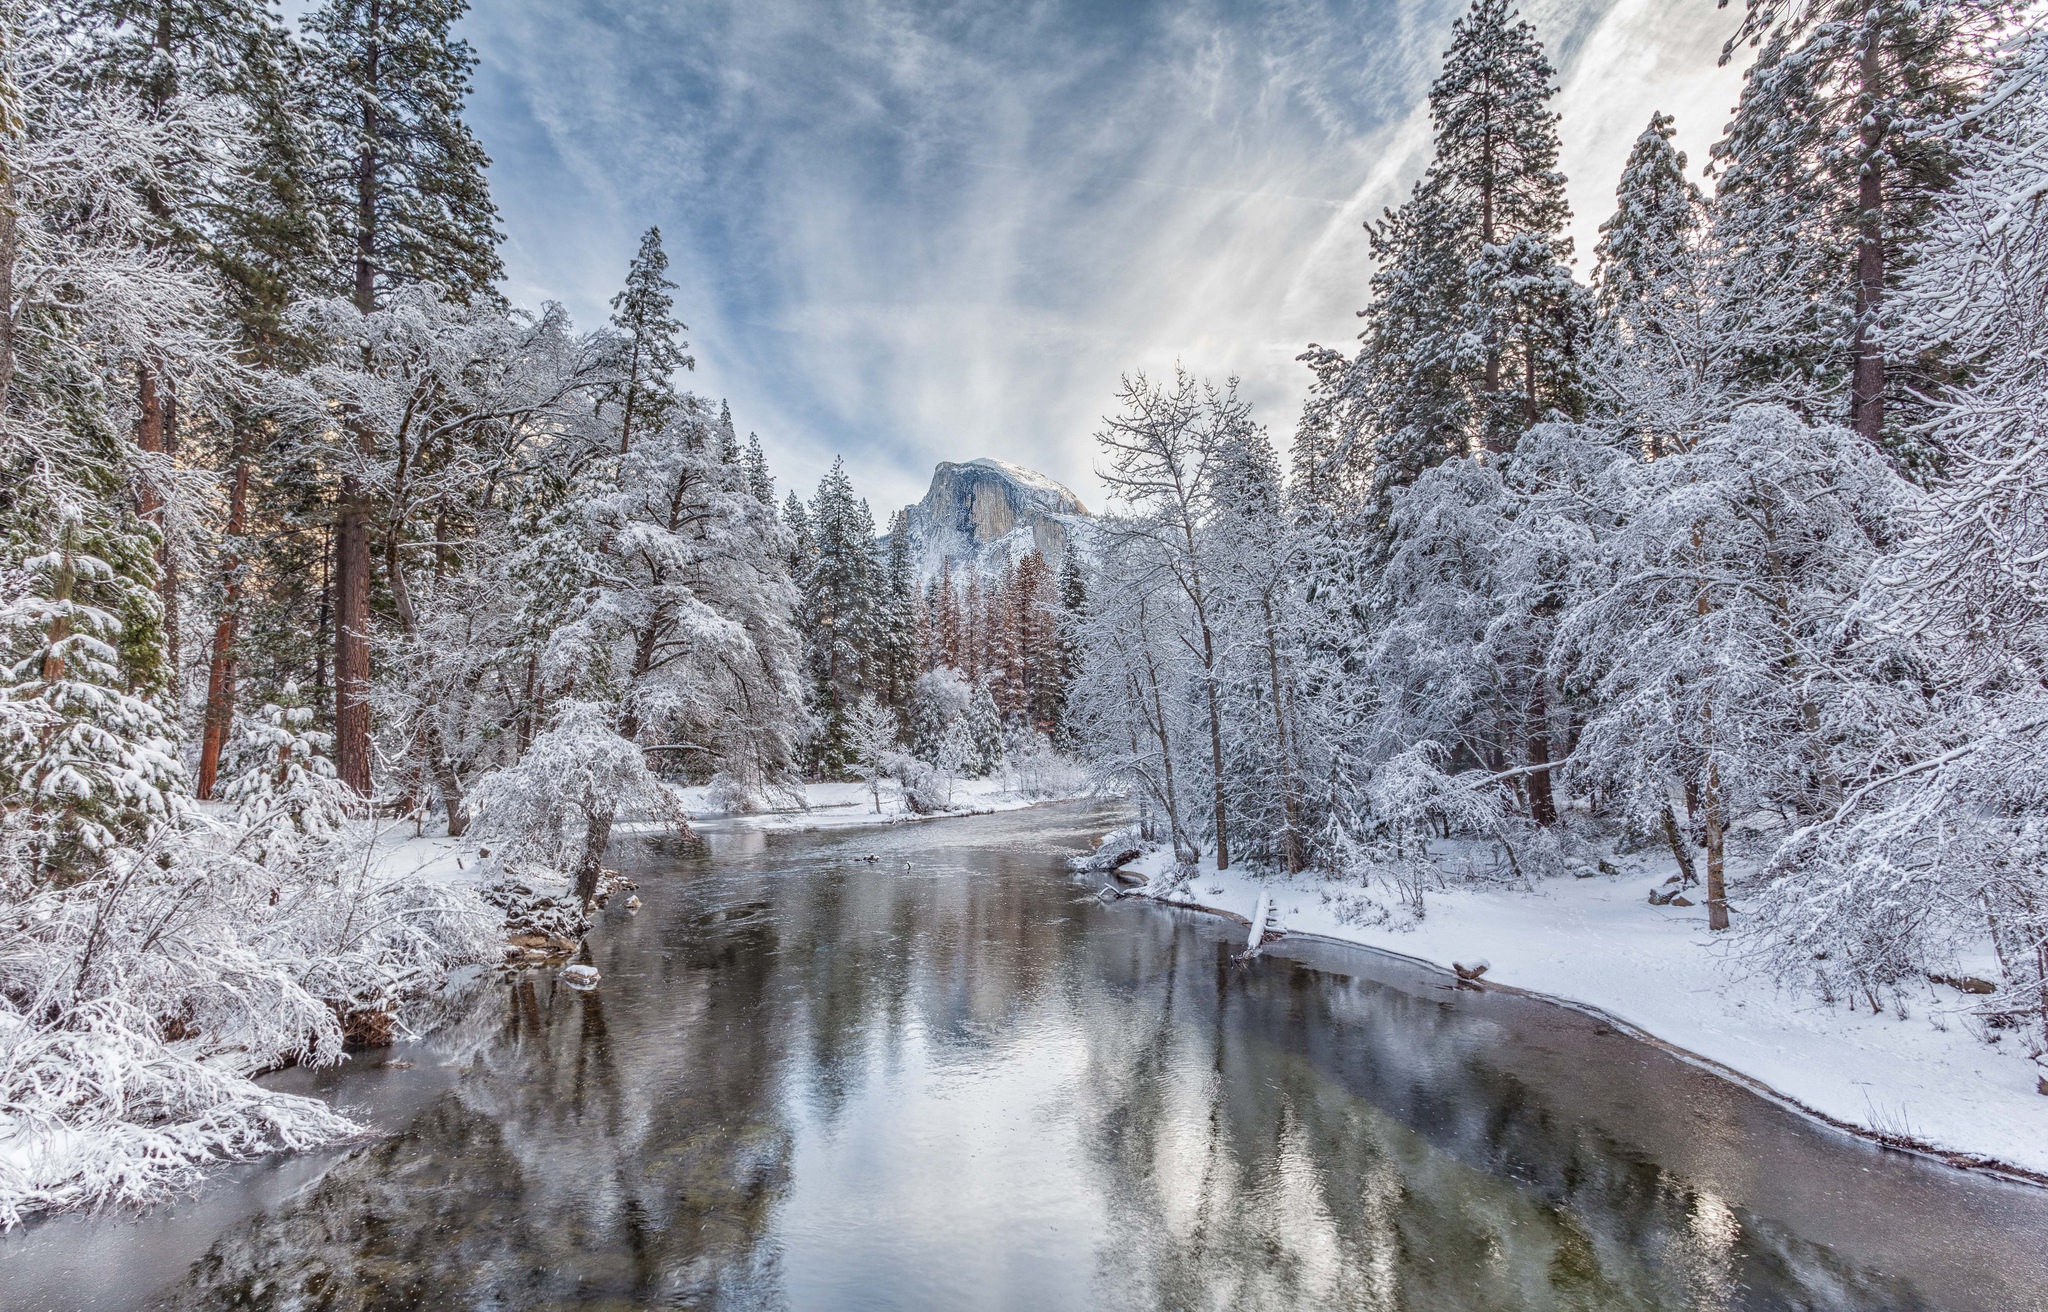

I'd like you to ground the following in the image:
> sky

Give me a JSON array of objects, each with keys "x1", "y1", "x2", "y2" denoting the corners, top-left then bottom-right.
[{"x1": 456, "y1": 0, "x2": 1751, "y2": 516}]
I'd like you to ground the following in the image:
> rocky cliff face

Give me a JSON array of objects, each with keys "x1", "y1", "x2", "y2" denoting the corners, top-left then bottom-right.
[{"x1": 897, "y1": 458, "x2": 1090, "y2": 580}]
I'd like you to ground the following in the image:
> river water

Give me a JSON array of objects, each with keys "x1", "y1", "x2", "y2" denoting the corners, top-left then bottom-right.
[{"x1": 4, "y1": 801, "x2": 2046, "y2": 1311}]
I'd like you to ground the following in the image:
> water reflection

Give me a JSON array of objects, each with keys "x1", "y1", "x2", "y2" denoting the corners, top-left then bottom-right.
[{"x1": 5, "y1": 803, "x2": 2043, "y2": 1311}]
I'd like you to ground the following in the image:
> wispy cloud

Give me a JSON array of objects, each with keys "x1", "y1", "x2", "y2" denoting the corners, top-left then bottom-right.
[{"x1": 462, "y1": 0, "x2": 1744, "y2": 513}]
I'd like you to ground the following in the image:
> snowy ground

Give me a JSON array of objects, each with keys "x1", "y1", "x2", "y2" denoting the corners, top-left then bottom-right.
[
  {"x1": 1115, "y1": 844, "x2": 2048, "y2": 1181},
  {"x1": 357, "y1": 775, "x2": 1087, "y2": 885},
  {"x1": 664, "y1": 776, "x2": 1081, "y2": 833}
]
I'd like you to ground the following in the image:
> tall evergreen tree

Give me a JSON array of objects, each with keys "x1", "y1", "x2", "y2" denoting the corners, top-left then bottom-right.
[
  {"x1": 744, "y1": 433, "x2": 775, "y2": 505},
  {"x1": 1589, "y1": 112, "x2": 1724, "y2": 452},
  {"x1": 799, "y1": 458, "x2": 879, "y2": 776},
  {"x1": 1710, "y1": 0, "x2": 2011, "y2": 454},
  {"x1": 876, "y1": 511, "x2": 919, "y2": 722},
  {"x1": 1360, "y1": 0, "x2": 1582, "y2": 483},
  {"x1": 605, "y1": 226, "x2": 691, "y2": 454},
  {"x1": 70, "y1": 0, "x2": 321, "y2": 741},
  {"x1": 1592, "y1": 113, "x2": 1702, "y2": 315},
  {"x1": 303, "y1": 0, "x2": 503, "y2": 793}
]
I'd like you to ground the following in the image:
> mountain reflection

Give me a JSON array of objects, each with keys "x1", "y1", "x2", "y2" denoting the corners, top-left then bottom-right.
[{"x1": 146, "y1": 807, "x2": 1998, "y2": 1310}]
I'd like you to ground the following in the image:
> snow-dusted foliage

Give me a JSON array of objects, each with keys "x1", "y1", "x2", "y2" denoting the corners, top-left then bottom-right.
[
  {"x1": 464, "y1": 701, "x2": 680, "y2": 902},
  {"x1": 1066, "y1": 0, "x2": 2048, "y2": 1079},
  {"x1": 0, "y1": 819, "x2": 497, "y2": 1227},
  {"x1": 1739, "y1": 28, "x2": 2048, "y2": 1048},
  {"x1": 219, "y1": 684, "x2": 357, "y2": 863}
]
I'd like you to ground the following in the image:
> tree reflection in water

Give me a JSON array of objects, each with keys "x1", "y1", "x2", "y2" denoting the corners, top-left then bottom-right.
[{"x1": 135, "y1": 805, "x2": 2034, "y2": 1311}]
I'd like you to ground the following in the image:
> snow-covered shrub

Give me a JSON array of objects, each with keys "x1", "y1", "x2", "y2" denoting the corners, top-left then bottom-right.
[
  {"x1": 909, "y1": 668, "x2": 971, "y2": 763},
  {"x1": 219, "y1": 684, "x2": 357, "y2": 863},
  {"x1": 883, "y1": 749, "x2": 949, "y2": 814},
  {"x1": 464, "y1": 702, "x2": 680, "y2": 900},
  {"x1": 1006, "y1": 730, "x2": 1085, "y2": 798},
  {"x1": 703, "y1": 771, "x2": 765, "y2": 815},
  {"x1": 0, "y1": 822, "x2": 497, "y2": 1227}
]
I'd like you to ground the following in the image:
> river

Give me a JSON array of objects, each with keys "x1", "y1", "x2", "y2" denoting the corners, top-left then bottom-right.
[{"x1": 4, "y1": 800, "x2": 2045, "y2": 1310}]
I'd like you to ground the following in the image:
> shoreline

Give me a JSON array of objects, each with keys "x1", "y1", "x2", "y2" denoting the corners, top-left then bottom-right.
[{"x1": 1099, "y1": 849, "x2": 2048, "y2": 1189}]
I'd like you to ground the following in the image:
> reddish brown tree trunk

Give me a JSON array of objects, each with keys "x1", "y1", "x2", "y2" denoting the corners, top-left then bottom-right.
[
  {"x1": 332, "y1": 10, "x2": 382, "y2": 798},
  {"x1": 195, "y1": 458, "x2": 251, "y2": 799}
]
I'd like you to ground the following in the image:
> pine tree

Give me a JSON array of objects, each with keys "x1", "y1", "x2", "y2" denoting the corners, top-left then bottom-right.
[
  {"x1": 304, "y1": 0, "x2": 504, "y2": 794},
  {"x1": 1709, "y1": 0, "x2": 2011, "y2": 453},
  {"x1": 70, "y1": 0, "x2": 320, "y2": 706},
  {"x1": 1359, "y1": 0, "x2": 1582, "y2": 480},
  {"x1": 964, "y1": 680, "x2": 1004, "y2": 778},
  {"x1": 1593, "y1": 113, "x2": 1702, "y2": 315},
  {"x1": 1589, "y1": 112, "x2": 1723, "y2": 452},
  {"x1": 876, "y1": 512, "x2": 919, "y2": 720},
  {"x1": 745, "y1": 434, "x2": 774, "y2": 505},
  {"x1": 605, "y1": 226, "x2": 691, "y2": 454},
  {"x1": 799, "y1": 458, "x2": 879, "y2": 776},
  {"x1": 1049, "y1": 552, "x2": 1088, "y2": 747}
]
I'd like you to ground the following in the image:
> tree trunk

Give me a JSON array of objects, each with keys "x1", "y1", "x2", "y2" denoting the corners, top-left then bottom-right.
[
  {"x1": 1703, "y1": 761, "x2": 1729, "y2": 931},
  {"x1": 576, "y1": 804, "x2": 614, "y2": 906},
  {"x1": 1660, "y1": 802, "x2": 1698, "y2": 887},
  {"x1": 135, "y1": 366, "x2": 179, "y2": 679},
  {"x1": 0, "y1": 130, "x2": 17, "y2": 412},
  {"x1": 195, "y1": 457, "x2": 251, "y2": 799},
  {"x1": 1201, "y1": 631, "x2": 1229, "y2": 872},
  {"x1": 333, "y1": 489, "x2": 373, "y2": 795},
  {"x1": 1526, "y1": 676, "x2": 1557, "y2": 826},
  {"x1": 618, "y1": 336, "x2": 640, "y2": 455},
  {"x1": 333, "y1": 11, "x2": 382, "y2": 797},
  {"x1": 1262, "y1": 596, "x2": 1303, "y2": 873},
  {"x1": 1850, "y1": 7, "x2": 1886, "y2": 446}
]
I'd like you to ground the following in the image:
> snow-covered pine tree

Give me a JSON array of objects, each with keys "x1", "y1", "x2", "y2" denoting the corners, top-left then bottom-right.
[
  {"x1": 303, "y1": 0, "x2": 504, "y2": 795},
  {"x1": 219, "y1": 680, "x2": 355, "y2": 863},
  {"x1": 1710, "y1": 0, "x2": 2012, "y2": 455},
  {"x1": 1359, "y1": 0, "x2": 1581, "y2": 479},
  {"x1": 1587, "y1": 113, "x2": 1729, "y2": 452},
  {"x1": 604, "y1": 226, "x2": 692, "y2": 455},
  {"x1": 1593, "y1": 114, "x2": 1702, "y2": 317},
  {"x1": 799, "y1": 458, "x2": 879, "y2": 777},
  {"x1": 782, "y1": 489, "x2": 813, "y2": 579},
  {"x1": 745, "y1": 433, "x2": 774, "y2": 505},
  {"x1": 0, "y1": 3, "x2": 238, "y2": 880},
  {"x1": 69, "y1": 0, "x2": 319, "y2": 702},
  {"x1": 875, "y1": 511, "x2": 919, "y2": 722},
  {"x1": 1048, "y1": 551, "x2": 1087, "y2": 748},
  {"x1": 909, "y1": 666, "x2": 970, "y2": 765},
  {"x1": 964, "y1": 680, "x2": 1004, "y2": 778},
  {"x1": 1749, "y1": 27, "x2": 2048, "y2": 1047}
]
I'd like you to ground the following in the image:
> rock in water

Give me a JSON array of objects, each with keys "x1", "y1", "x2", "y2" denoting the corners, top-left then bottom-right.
[
  {"x1": 895, "y1": 458, "x2": 1091, "y2": 580},
  {"x1": 561, "y1": 964, "x2": 600, "y2": 990}
]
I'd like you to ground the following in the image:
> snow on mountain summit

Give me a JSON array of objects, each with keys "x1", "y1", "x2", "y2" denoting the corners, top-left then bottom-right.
[{"x1": 896, "y1": 458, "x2": 1091, "y2": 582}]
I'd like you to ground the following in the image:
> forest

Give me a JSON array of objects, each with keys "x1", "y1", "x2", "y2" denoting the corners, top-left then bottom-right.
[{"x1": 3, "y1": 0, "x2": 2047, "y2": 1223}]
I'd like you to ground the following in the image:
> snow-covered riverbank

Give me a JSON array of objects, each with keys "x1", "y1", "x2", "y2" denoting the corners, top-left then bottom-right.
[{"x1": 1113, "y1": 846, "x2": 2048, "y2": 1182}]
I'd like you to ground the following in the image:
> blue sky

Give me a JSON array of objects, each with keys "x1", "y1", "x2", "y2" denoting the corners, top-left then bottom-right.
[{"x1": 457, "y1": 0, "x2": 1746, "y2": 515}]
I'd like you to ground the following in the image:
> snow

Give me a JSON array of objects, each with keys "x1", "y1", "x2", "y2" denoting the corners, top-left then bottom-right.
[
  {"x1": 1118, "y1": 845, "x2": 2048, "y2": 1180},
  {"x1": 963, "y1": 457, "x2": 1086, "y2": 508},
  {"x1": 667, "y1": 776, "x2": 1085, "y2": 833}
]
